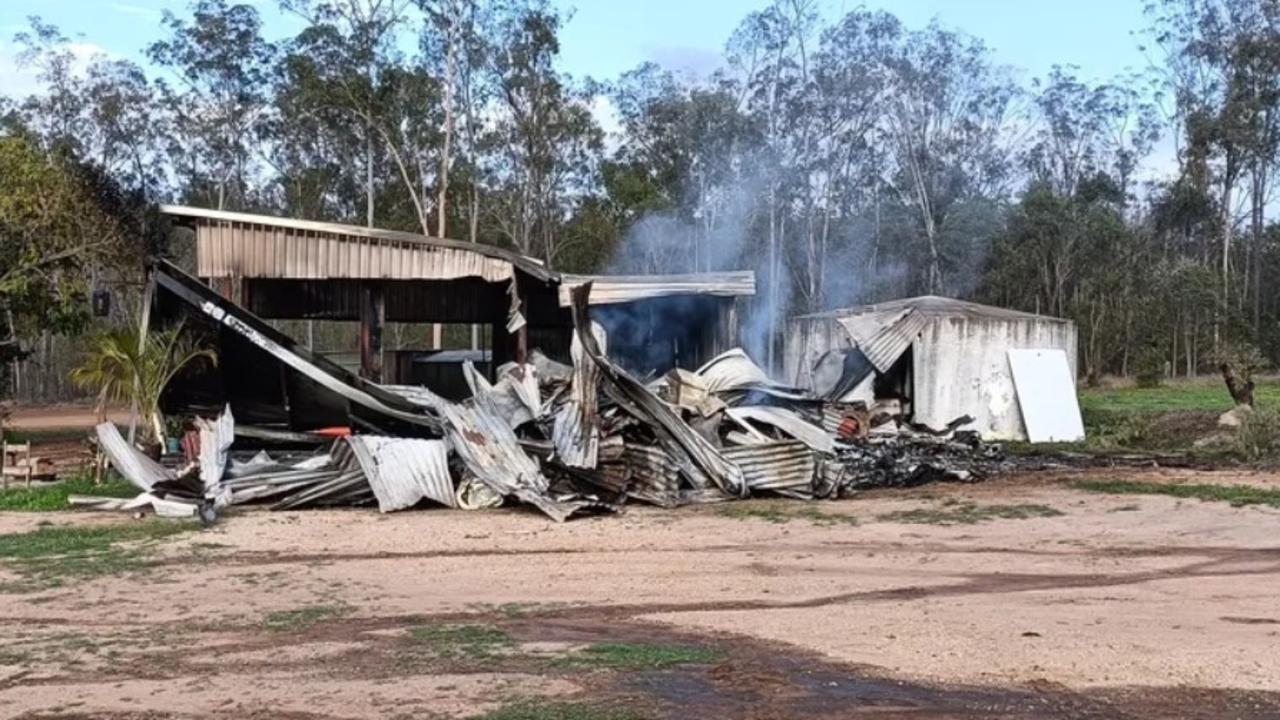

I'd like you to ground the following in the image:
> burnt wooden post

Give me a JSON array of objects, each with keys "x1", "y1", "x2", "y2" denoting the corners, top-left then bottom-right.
[
  {"x1": 512, "y1": 276, "x2": 529, "y2": 365},
  {"x1": 359, "y1": 282, "x2": 385, "y2": 382}
]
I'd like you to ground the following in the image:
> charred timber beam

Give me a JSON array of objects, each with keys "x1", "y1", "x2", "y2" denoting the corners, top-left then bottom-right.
[{"x1": 360, "y1": 282, "x2": 385, "y2": 382}]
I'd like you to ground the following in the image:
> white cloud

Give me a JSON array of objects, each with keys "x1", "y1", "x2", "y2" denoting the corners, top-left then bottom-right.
[{"x1": 0, "y1": 38, "x2": 115, "y2": 101}]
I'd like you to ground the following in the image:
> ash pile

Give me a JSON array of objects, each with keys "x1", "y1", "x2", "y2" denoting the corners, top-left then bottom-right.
[{"x1": 88, "y1": 284, "x2": 1009, "y2": 523}]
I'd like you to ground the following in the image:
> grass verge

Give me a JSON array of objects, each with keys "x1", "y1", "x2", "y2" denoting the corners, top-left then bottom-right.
[
  {"x1": 264, "y1": 604, "x2": 351, "y2": 632},
  {"x1": 557, "y1": 642, "x2": 724, "y2": 670},
  {"x1": 406, "y1": 623, "x2": 513, "y2": 659},
  {"x1": 1071, "y1": 478, "x2": 1280, "y2": 508},
  {"x1": 0, "y1": 520, "x2": 196, "y2": 591},
  {"x1": 0, "y1": 474, "x2": 136, "y2": 511},
  {"x1": 715, "y1": 502, "x2": 857, "y2": 526},
  {"x1": 877, "y1": 502, "x2": 1063, "y2": 526}
]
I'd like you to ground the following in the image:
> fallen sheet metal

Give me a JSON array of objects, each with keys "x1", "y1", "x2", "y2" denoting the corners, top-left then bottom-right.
[
  {"x1": 695, "y1": 349, "x2": 772, "y2": 393},
  {"x1": 155, "y1": 260, "x2": 441, "y2": 433},
  {"x1": 553, "y1": 324, "x2": 605, "y2": 468},
  {"x1": 466, "y1": 362, "x2": 540, "y2": 429},
  {"x1": 337, "y1": 435, "x2": 455, "y2": 512},
  {"x1": 437, "y1": 399, "x2": 604, "y2": 522},
  {"x1": 835, "y1": 307, "x2": 926, "y2": 373},
  {"x1": 723, "y1": 441, "x2": 817, "y2": 499},
  {"x1": 96, "y1": 422, "x2": 176, "y2": 491},
  {"x1": 570, "y1": 283, "x2": 746, "y2": 497},
  {"x1": 726, "y1": 406, "x2": 836, "y2": 455},
  {"x1": 196, "y1": 406, "x2": 234, "y2": 487}
]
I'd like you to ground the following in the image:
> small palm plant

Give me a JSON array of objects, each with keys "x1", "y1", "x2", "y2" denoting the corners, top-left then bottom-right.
[{"x1": 71, "y1": 324, "x2": 217, "y2": 447}]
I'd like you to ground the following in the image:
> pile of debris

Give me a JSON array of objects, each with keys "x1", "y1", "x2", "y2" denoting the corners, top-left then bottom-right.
[{"x1": 87, "y1": 285, "x2": 1010, "y2": 522}]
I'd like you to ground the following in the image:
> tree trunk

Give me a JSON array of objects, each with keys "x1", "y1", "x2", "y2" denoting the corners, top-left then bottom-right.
[
  {"x1": 1220, "y1": 362, "x2": 1255, "y2": 408},
  {"x1": 437, "y1": 20, "x2": 457, "y2": 238}
]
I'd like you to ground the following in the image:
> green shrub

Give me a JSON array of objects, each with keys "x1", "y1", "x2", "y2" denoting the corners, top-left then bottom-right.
[{"x1": 1235, "y1": 406, "x2": 1280, "y2": 461}]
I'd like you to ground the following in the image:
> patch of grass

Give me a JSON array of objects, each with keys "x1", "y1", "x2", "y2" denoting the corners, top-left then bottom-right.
[
  {"x1": 877, "y1": 502, "x2": 1063, "y2": 526},
  {"x1": 557, "y1": 642, "x2": 724, "y2": 670},
  {"x1": 471, "y1": 700, "x2": 648, "y2": 720},
  {"x1": 406, "y1": 623, "x2": 512, "y2": 659},
  {"x1": 1071, "y1": 478, "x2": 1280, "y2": 508},
  {"x1": 0, "y1": 520, "x2": 195, "y2": 591},
  {"x1": 3, "y1": 427, "x2": 98, "y2": 444},
  {"x1": 263, "y1": 604, "x2": 350, "y2": 632},
  {"x1": 0, "y1": 473, "x2": 137, "y2": 511},
  {"x1": 1079, "y1": 378, "x2": 1280, "y2": 414},
  {"x1": 715, "y1": 503, "x2": 792, "y2": 523},
  {"x1": 715, "y1": 502, "x2": 856, "y2": 526}
]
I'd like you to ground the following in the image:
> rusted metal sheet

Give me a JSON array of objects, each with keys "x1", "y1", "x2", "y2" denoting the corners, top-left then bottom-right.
[
  {"x1": 161, "y1": 205, "x2": 554, "y2": 283},
  {"x1": 557, "y1": 271, "x2": 756, "y2": 306},
  {"x1": 337, "y1": 436, "x2": 455, "y2": 511},
  {"x1": 552, "y1": 324, "x2": 605, "y2": 468},
  {"x1": 570, "y1": 283, "x2": 746, "y2": 497},
  {"x1": 617, "y1": 444, "x2": 680, "y2": 507},
  {"x1": 437, "y1": 400, "x2": 606, "y2": 522},
  {"x1": 723, "y1": 441, "x2": 817, "y2": 499},
  {"x1": 835, "y1": 307, "x2": 925, "y2": 374}
]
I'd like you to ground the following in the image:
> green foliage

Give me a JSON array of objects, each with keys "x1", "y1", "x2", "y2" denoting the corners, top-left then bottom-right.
[
  {"x1": 406, "y1": 623, "x2": 512, "y2": 658},
  {"x1": 0, "y1": 520, "x2": 196, "y2": 592},
  {"x1": 69, "y1": 324, "x2": 216, "y2": 444},
  {"x1": 1072, "y1": 479, "x2": 1280, "y2": 508},
  {"x1": 714, "y1": 501, "x2": 857, "y2": 526},
  {"x1": 263, "y1": 604, "x2": 351, "y2": 632},
  {"x1": 557, "y1": 642, "x2": 724, "y2": 670},
  {"x1": 0, "y1": 473, "x2": 136, "y2": 512},
  {"x1": 876, "y1": 502, "x2": 1063, "y2": 525},
  {"x1": 0, "y1": 136, "x2": 134, "y2": 357},
  {"x1": 1079, "y1": 379, "x2": 1280, "y2": 414},
  {"x1": 1235, "y1": 407, "x2": 1280, "y2": 461}
]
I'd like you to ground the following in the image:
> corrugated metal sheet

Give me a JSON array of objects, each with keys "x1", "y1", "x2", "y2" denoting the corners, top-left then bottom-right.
[
  {"x1": 557, "y1": 272, "x2": 756, "y2": 306},
  {"x1": 552, "y1": 325, "x2": 605, "y2": 468},
  {"x1": 794, "y1": 295, "x2": 1074, "y2": 324},
  {"x1": 337, "y1": 436, "x2": 455, "y2": 512},
  {"x1": 695, "y1": 349, "x2": 771, "y2": 393},
  {"x1": 437, "y1": 400, "x2": 607, "y2": 522},
  {"x1": 95, "y1": 422, "x2": 176, "y2": 491},
  {"x1": 725, "y1": 406, "x2": 836, "y2": 455},
  {"x1": 570, "y1": 284, "x2": 746, "y2": 497},
  {"x1": 723, "y1": 441, "x2": 817, "y2": 499},
  {"x1": 835, "y1": 307, "x2": 925, "y2": 373},
  {"x1": 162, "y1": 205, "x2": 554, "y2": 282},
  {"x1": 619, "y1": 444, "x2": 680, "y2": 507}
]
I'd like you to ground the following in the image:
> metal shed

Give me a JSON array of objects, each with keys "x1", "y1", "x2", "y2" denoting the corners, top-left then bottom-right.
[
  {"x1": 784, "y1": 296, "x2": 1078, "y2": 441},
  {"x1": 158, "y1": 206, "x2": 754, "y2": 425}
]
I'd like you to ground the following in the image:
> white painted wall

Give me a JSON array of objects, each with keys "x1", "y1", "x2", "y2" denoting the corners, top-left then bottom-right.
[
  {"x1": 782, "y1": 316, "x2": 852, "y2": 388},
  {"x1": 912, "y1": 317, "x2": 1077, "y2": 440}
]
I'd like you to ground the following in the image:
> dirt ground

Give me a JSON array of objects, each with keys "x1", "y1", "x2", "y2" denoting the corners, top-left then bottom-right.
[
  {"x1": 6, "y1": 405, "x2": 129, "y2": 431},
  {"x1": 3, "y1": 467, "x2": 1280, "y2": 719}
]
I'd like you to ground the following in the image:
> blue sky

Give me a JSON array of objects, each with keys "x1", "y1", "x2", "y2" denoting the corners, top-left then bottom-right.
[{"x1": 1, "y1": 0, "x2": 1154, "y2": 91}]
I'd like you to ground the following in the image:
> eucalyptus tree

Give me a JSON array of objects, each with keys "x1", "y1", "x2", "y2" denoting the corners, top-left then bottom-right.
[
  {"x1": 1144, "y1": 0, "x2": 1280, "y2": 341},
  {"x1": 487, "y1": 0, "x2": 602, "y2": 265},
  {"x1": 147, "y1": 0, "x2": 277, "y2": 210},
  {"x1": 877, "y1": 20, "x2": 1019, "y2": 296},
  {"x1": 280, "y1": 0, "x2": 418, "y2": 228}
]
